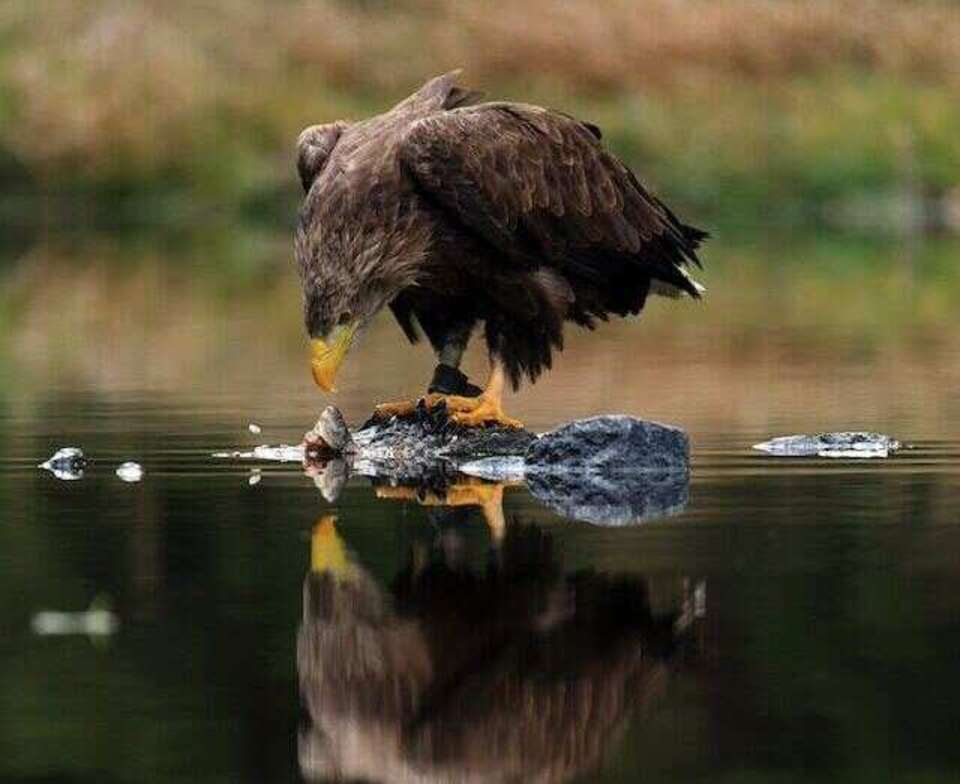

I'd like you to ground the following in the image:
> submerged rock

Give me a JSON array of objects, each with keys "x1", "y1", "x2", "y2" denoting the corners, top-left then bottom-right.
[
  {"x1": 39, "y1": 447, "x2": 86, "y2": 481},
  {"x1": 753, "y1": 432, "x2": 901, "y2": 458}
]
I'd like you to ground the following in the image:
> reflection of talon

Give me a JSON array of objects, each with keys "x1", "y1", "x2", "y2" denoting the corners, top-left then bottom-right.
[{"x1": 375, "y1": 479, "x2": 508, "y2": 541}]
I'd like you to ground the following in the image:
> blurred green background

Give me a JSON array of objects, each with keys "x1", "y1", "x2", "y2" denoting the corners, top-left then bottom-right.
[
  {"x1": 0, "y1": 0, "x2": 958, "y2": 428},
  {"x1": 2, "y1": 0, "x2": 959, "y2": 232}
]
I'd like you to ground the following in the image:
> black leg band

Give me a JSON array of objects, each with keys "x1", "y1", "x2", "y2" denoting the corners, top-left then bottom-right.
[{"x1": 428, "y1": 364, "x2": 483, "y2": 397}]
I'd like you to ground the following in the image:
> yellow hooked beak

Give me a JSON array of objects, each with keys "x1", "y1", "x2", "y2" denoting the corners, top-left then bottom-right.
[{"x1": 310, "y1": 322, "x2": 358, "y2": 392}]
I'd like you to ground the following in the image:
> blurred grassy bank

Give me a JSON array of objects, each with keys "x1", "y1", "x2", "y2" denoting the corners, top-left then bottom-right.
[
  {"x1": 1, "y1": 0, "x2": 959, "y2": 232},
  {"x1": 1, "y1": 230, "x2": 958, "y2": 437}
]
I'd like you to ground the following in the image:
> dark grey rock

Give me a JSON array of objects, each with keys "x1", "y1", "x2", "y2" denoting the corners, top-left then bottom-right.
[
  {"x1": 349, "y1": 402, "x2": 535, "y2": 481},
  {"x1": 525, "y1": 416, "x2": 690, "y2": 475},
  {"x1": 39, "y1": 447, "x2": 86, "y2": 481},
  {"x1": 753, "y1": 432, "x2": 901, "y2": 458},
  {"x1": 439, "y1": 427, "x2": 535, "y2": 462}
]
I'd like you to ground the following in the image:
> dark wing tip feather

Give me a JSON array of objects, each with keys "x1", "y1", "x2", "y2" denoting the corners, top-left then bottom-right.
[
  {"x1": 682, "y1": 224, "x2": 709, "y2": 268},
  {"x1": 684, "y1": 224, "x2": 710, "y2": 244}
]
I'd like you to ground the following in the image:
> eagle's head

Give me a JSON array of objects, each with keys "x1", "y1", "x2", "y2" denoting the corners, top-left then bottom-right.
[
  {"x1": 304, "y1": 275, "x2": 397, "y2": 393},
  {"x1": 296, "y1": 120, "x2": 360, "y2": 391}
]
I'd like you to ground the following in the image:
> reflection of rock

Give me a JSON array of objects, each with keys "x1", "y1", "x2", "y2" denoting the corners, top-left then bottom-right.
[
  {"x1": 526, "y1": 468, "x2": 689, "y2": 526},
  {"x1": 753, "y1": 431, "x2": 901, "y2": 458},
  {"x1": 298, "y1": 520, "x2": 689, "y2": 784},
  {"x1": 306, "y1": 458, "x2": 349, "y2": 502},
  {"x1": 303, "y1": 405, "x2": 354, "y2": 457},
  {"x1": 525, "y1": 417, "x2": 690, "y2": 525}
]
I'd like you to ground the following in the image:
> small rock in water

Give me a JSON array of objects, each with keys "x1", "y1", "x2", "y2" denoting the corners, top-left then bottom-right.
[
  {"x1": 753, "y1": 432, "x2": 901, "y2": 458},
  {"x1": 39, "y1": 447, "x2": 86, "y2": 481},
  {"x1": 248, "y1": 469, "x2": 262, "y2": 486},
  {"x1": 248, "y1": 423, "x2": 262, "y2": 434},
  {"x1": 116, "y1": 461, "x2": 144, "y2": 482}
]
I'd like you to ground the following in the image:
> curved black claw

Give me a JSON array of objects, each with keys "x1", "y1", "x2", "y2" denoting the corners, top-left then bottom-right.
[{"x1": 428, "y1": 364, "x2": 483, "y2": 397}]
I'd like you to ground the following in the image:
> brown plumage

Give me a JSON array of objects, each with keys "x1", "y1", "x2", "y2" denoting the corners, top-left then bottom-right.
[{"x1": 295, "y1": 71, "x2": 706, "y2": 393}]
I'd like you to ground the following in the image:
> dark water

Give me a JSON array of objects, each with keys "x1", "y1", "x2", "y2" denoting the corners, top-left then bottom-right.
[{"x1": 2, "y1": 233, "x2": 960, "y2": 782}]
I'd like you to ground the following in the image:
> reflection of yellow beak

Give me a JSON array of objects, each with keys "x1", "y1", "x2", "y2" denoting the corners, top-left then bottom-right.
[
  {"x1": 311, "y1": 514, "x2": 355, "y2": 579},
  {"x1": 310, "y1": 322, "x2": 358, "y2": 392}
]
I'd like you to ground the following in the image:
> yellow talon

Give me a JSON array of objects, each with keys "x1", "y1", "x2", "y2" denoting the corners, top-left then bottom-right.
[
  {"x1": 372, "y1": 362, "x2": 523, "y2": 430},
  {"x1": 373, "y1": 398, "x2": 421, "y2": 420}
]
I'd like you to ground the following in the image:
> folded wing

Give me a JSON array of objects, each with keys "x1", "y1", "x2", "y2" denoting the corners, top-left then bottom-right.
[{"x1": 399, "y1": 102, "x2": 706, "y2": 316}]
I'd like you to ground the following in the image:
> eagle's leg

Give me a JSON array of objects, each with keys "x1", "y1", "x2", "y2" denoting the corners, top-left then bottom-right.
[
  {"x1": 373, "y1": 324, "x2": 481, "y2": 420},
  {"x1": 428, "y1": 364, "x2": 483, "y2": 397},
  {"x1": 428, "y1": 324, "x2": 483, "y2": 397},
  {"x1": 375, "y1": 480, "x2": 507, "y2": 542},
  {"x1": 435, "y1": 361, "x2": 524, "y2": 429},
  {"x1": 372, "y1": 363, "x2": 522, "y2": 428}
]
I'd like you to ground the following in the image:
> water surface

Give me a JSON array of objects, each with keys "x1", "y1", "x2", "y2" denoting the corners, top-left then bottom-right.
[{"x1": 1, "y1": 231, "x2": 959, "y2": 782}]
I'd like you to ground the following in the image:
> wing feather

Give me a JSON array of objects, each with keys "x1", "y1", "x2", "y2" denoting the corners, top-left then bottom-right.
[{"x1": 399, "y1": 103, "x2": 705, "y2": 295}]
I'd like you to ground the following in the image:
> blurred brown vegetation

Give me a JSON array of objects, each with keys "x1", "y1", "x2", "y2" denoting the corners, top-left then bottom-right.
[
  {"x1": 3, "y1": 233, "x2": 957, "y2": 438},
  {"x1": 2, "y1": 0, "x2": 958, "y2": 227}
]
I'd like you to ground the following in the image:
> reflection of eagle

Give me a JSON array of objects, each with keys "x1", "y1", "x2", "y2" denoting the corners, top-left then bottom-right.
[
  {"x1": 296, "y1": 72, "x2": 707, "y2": 428},
  {"x1": 298, "y1": 518, "x2": 681, "y2": 783}
]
